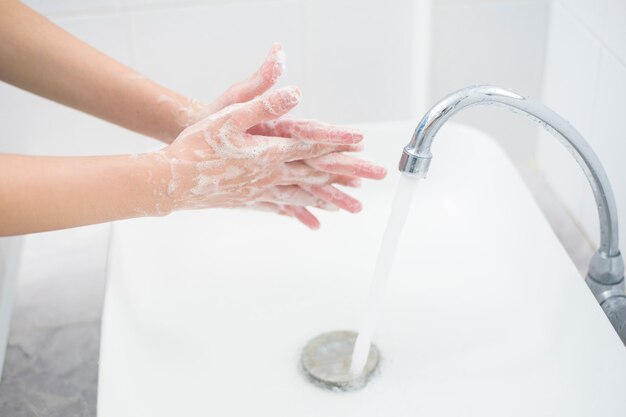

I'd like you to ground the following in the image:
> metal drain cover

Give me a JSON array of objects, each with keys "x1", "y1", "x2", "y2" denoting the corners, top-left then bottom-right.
[{"x1": 301, "y1": 330, "x2": 379, "y2": 391}]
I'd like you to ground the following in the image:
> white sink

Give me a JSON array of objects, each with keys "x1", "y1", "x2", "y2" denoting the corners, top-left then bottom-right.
[{"x1": 98, "y1": 121, "x2": 626, "y2": 416}]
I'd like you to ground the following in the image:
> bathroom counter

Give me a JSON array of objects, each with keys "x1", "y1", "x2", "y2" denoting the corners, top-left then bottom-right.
[{"x1": 99, "y1": 121, "x2": 626, "y2": 416}]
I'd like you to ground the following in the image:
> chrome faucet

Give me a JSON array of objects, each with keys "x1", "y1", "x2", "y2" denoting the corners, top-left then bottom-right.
[{"x1": 399, "y1": 85, "x2": 626, "y2": 344}]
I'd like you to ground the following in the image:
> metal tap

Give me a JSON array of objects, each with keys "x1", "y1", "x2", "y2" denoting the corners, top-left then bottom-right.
[{"x1": 399, "y1": 85, "x2": 626, "y2": 344}]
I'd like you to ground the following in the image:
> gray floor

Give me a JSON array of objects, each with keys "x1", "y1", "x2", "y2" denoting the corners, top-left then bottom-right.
[
  {"x1": 0, "y1": 225, "x2": 109, "y2": 417},
  {"x1": 0, "y1": 168, "x2": 594, "y2": 417}
]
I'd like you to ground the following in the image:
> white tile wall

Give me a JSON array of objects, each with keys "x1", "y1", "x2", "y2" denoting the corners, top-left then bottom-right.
[
  {"x1": 410, "y1": 0, "x2": 433, "y2": 116},
  {"x1": 537, "y1": 0, "x2": 626, "y2": 250},
  {"x1": 22, "y1": 0, "x2": 123, "y2": 16},
  {"x1": 430, "y1": 0, "x2": 549, "y2": 165},
  {"x1": 559, "y1": 0, "x2": 608, "y2": 39},
  {"x1": 123, "y1": 0, "x2": 275, "y2": 8},
  {"x1": 536, "y1": 0, "x2": 601, "y2": 235},
  {"x1": 603, "y1": 0, "x2": 626, "y2": 65},
  {"x1": 130, "y1": 1, "x2": 309, "y2": 116},
  {"x1": 303, "y1": 0, "x2": 414, "y2": 123}
]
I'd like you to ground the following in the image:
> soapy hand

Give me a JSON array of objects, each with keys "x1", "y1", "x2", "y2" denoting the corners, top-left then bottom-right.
[
  {"x1": 172, "y1": 43, "x2": 287, "y2": 129},
  {"x1": 150, "y1": 43, "x2": 386, "y2": 228},
  {"x1": 248, "y1": 120, "x2": 387, "y2": 212},
  {"x1": 152, "y1": 86, "x2": 386, "y2": 229},
  {"x1": 0, "y1": 3, "x2": 385, "y2": 236}
]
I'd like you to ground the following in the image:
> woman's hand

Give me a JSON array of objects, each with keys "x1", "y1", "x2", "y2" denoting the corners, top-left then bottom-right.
[
  {"x1": 151, "y1": 86, "x2": 386, "y2": 229},
  {"x1": 0, "y1": 4, "x2": 386, "y2": 235},
  {"x1": 180, "y1": 43, "x2": 287, "y2": 127}
]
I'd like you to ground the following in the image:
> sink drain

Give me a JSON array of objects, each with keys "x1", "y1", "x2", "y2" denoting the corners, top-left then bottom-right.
[{"x1": 300, "y1": 330, "x2": 379, "y2": 391}]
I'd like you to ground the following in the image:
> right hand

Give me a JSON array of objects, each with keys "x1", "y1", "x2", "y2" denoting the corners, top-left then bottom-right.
[{"x1": 151, "y1": 86, "x2": 385, "y2": 229}]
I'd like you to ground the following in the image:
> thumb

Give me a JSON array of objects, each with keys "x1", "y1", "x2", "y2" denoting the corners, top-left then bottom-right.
[
  {"x1": 228, "y1": 86, "x2": 301, "y2": 130},
  {"x1": 213, "y1": 43, "x2": 286, "y2": 111}
]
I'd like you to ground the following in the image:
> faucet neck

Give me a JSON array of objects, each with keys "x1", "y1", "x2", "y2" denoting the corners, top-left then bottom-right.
[{"x1": 399, "y1": 85, "x2": 621, "y2": 262}]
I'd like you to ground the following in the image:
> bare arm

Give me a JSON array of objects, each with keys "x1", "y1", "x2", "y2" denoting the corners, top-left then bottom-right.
[
  {"x1": 0, "y1": 152, "x2": 169, "y2": 236},
  {"x1": 0, "y1": 0, "x2": 201, "y2": 142}
]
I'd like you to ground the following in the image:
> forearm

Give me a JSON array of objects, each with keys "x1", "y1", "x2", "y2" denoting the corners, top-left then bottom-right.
[
  {"x1": 0, "y1": 152, "x2": 170, "y2": 236},
  {"x1": 0, "y1": 0, "x2": 187, "y2": 142}
]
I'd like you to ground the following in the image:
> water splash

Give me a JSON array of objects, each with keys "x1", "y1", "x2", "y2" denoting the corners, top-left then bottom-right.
[{"x1": 350, "y1": 174, "x2": 420, "y2": 375}]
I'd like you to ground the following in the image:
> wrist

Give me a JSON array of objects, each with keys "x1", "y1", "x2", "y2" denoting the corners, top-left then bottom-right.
[
  {"x1": 130, "y1": 151, "x2": 175, "y2": 217},
  {"x1": 157, "y1": 95, "x2": 206, "y2": 143}
]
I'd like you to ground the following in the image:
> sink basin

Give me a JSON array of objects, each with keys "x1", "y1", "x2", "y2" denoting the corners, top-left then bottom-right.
[{"x1": 98, "y1": 121, "x2": 626, "y2": 416}]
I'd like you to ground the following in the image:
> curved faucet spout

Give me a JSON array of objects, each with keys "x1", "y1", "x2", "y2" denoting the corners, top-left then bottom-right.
[
  {"x1": 400, "y1": 85, "x2": 620, "y2": 262},
  {"x1": 399, "y1": 85, "x2": 626, "y2": 342}
]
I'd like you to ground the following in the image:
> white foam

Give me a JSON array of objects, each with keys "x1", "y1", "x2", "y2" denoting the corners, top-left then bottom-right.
[{"x1": 191, "y1": 174, "x2": 219, "y2": 196}]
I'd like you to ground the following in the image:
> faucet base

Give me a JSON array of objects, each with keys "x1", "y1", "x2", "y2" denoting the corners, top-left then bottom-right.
[
  {"x1": 585, "y1": 260, "x2": 626, "y2": 345},
  {"x1": 300, "y1": 330, "x2": 379, "y2": 391},
  {"x1": 601, "y1": 296, "x2": 626, "y2": 344}
]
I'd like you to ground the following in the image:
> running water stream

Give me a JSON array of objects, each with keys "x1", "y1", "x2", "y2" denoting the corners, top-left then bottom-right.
[{"x1": 350, "y1": 174, "x2": 420, "y2": 375}]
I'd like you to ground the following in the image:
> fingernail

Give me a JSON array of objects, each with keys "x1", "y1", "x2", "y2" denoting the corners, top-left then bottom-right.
[
  {"x1": 345, "y1": 128, "x2": 363, "y2": 140},
  {"x1": 376, "y1": 166, "x2": 388, "y2": 178},
  {"x1": 349, "y1": 200, "x2": 363, "y2": 213},
  {"x1": 273, "y1": 48, "x2": 286, "y2": 73},
  {"x1": 260, "y1": 47, "x2": 286, "y2": 84},
  {"x1": 336, "y1": 128, "x2": 363, "y2": 144},
  {"x1": 342, "y1": 198, "x2": 362, "y2": 213},
  {"x1": 265, "y1": 43, "x2": 286, "y2": 81},
  {"x1": 272, "y1": 86, "x2": 301, "y2": 107},
  {"x1": 279, "y1": 86, "x2": 301, "y2": 104},
  {"x1": 261, "y1": 86, "x2": 301, "y2": 116}
]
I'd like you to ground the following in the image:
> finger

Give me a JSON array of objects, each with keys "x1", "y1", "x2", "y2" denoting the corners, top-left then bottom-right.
[
  {"x1": 246, "y1": 201, "x2": 288, "y2": 215},
  {"x1": 252, "y1": 135, "x2": 363, "y2": 163},
  {"x1": 278, "y1": 161, "x2": 362, "y2": 188},
  {"x1": 259, "y1": 185, "x2": 337, "y2": 211},
  {"x1": 303, "y1": 184, "x2": 362, "y2": 213},
  {"x1": 305, "y1": 153, "x2": 387, "y2": 180},
  {"x1": 213, "y1": 43, "x2": 285, "y2": 110},
  {"x1": 248, "y1": 119, "x2": 363, "y2": 145},
  {"x1": 228, "y1": 86, "x2": 301, "y2": 130},
  {"x1": 278, "y1": 161, "x2": 331, "y2": 186},
  {"x1": 283, "y1": 205, "x2": 320, "y2": 230},
  {"x1": 334, "y1": 176, "x2": 362, "y2": 188}
]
